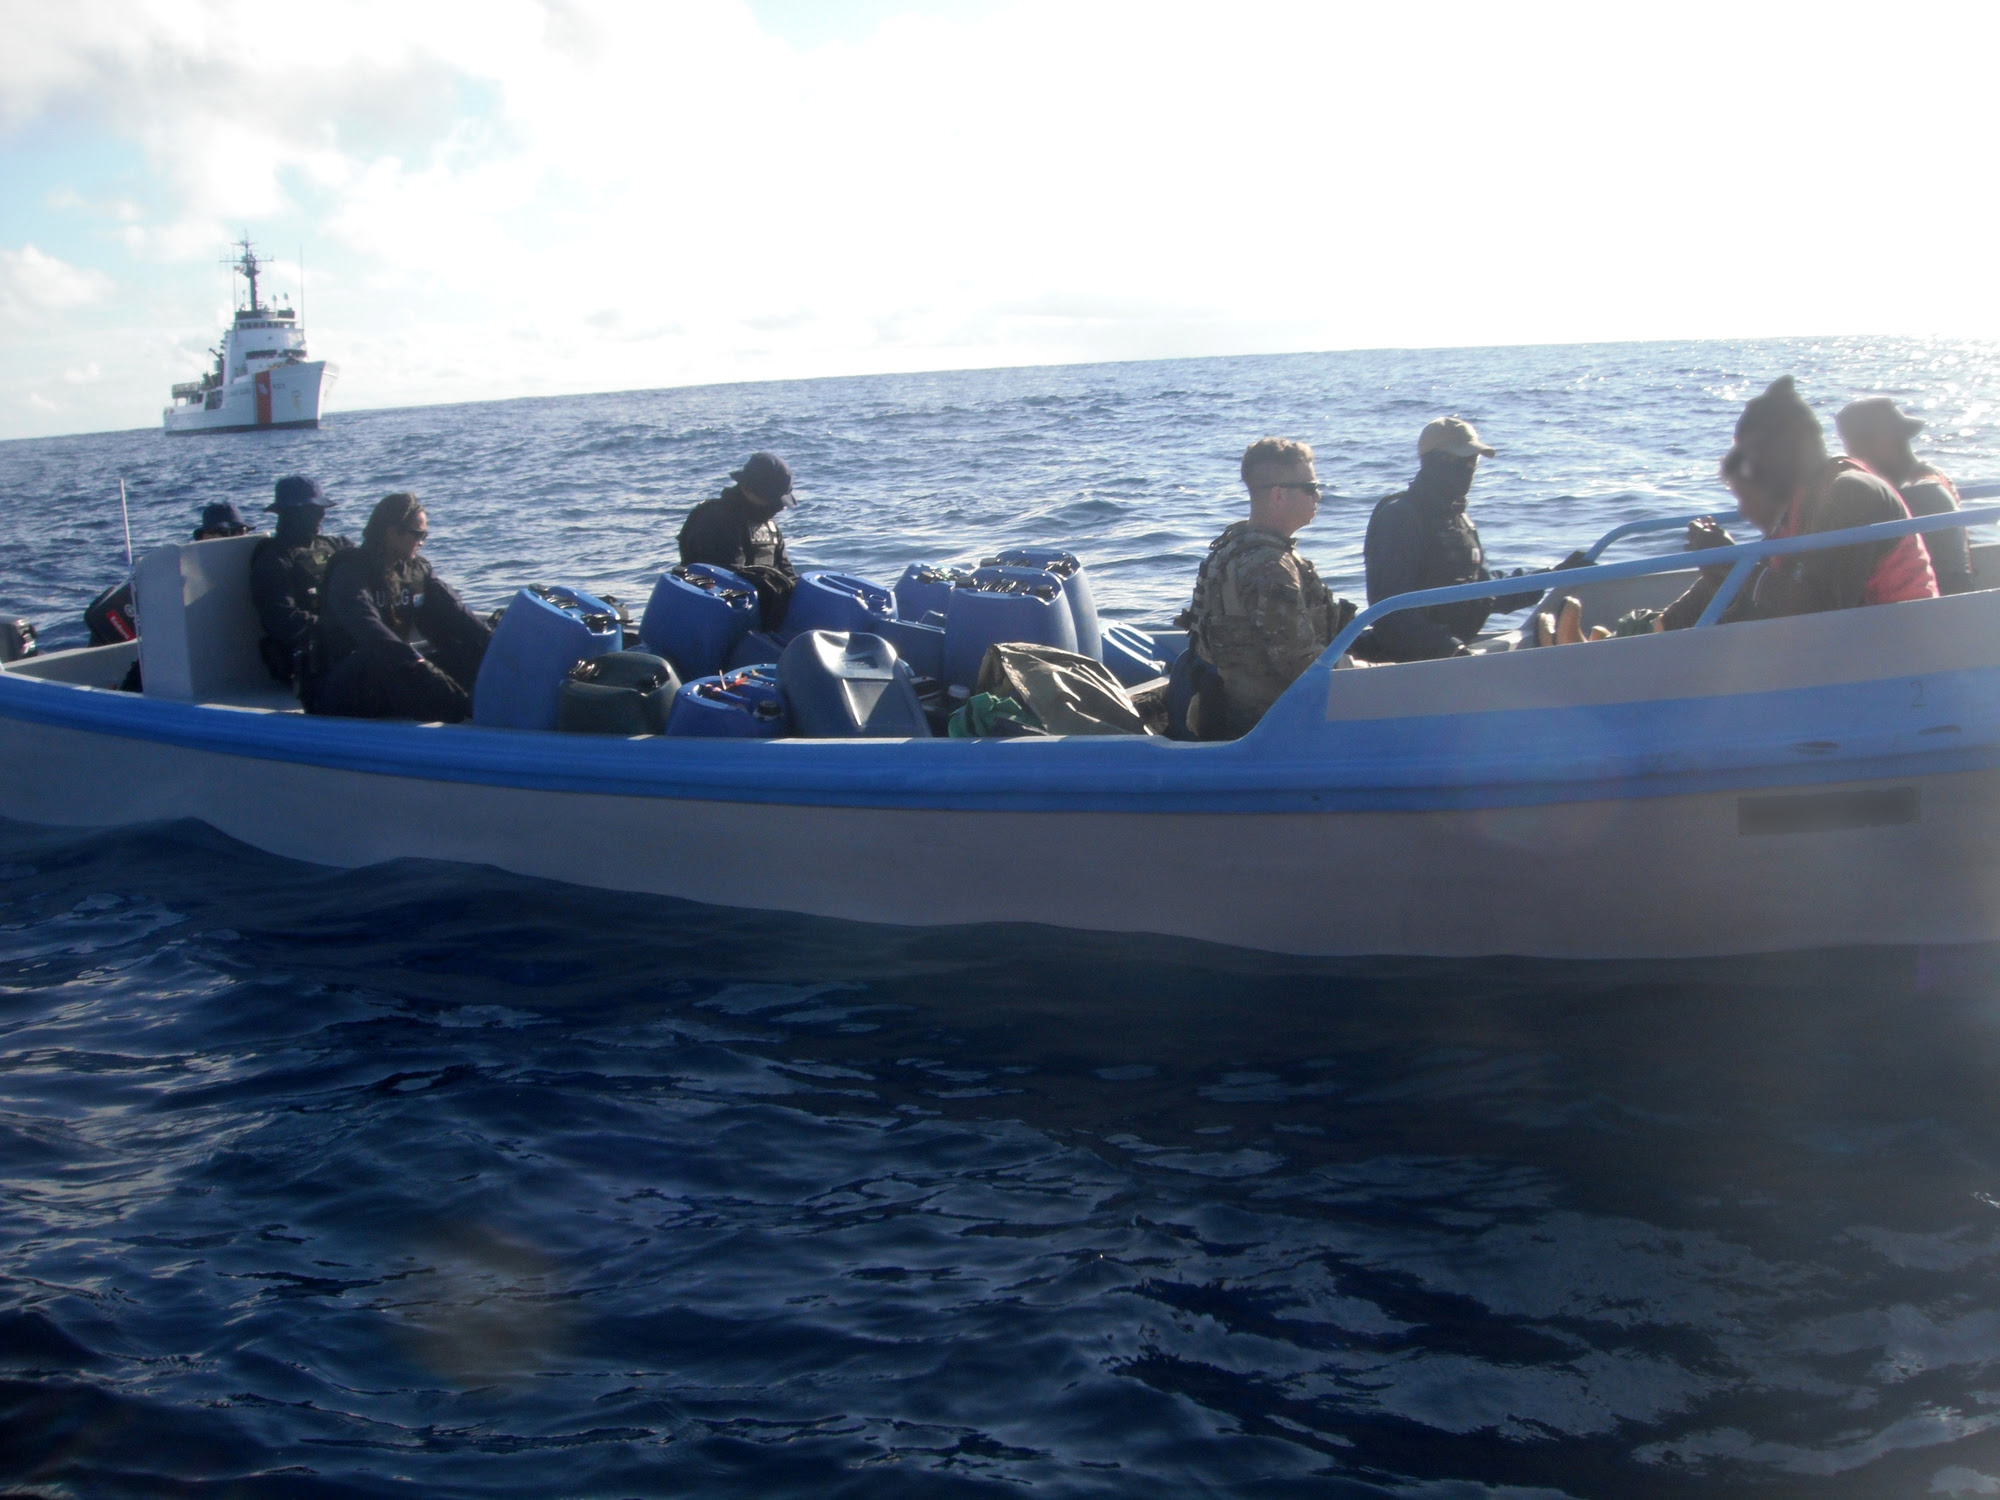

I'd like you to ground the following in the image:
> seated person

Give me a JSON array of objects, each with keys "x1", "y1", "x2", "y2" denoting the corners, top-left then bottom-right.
[
  {"x1": 1662, "y1": 376, "x2": 1937, "y2": 629},
  {"x1": 1360, "y1": 418, "x2": 1548, "y2": 661},
  {"x1": 306, "y1": 492, "x2": 492, "y2": 722},
  {"x1": 192, "y1": 501, "x2": 251, "y2": 540},
  {"x1": 677, "y1": 451, "x2": 799, "y2": 628},
  {"x1": 1177, "y1": 437, "x2": 1350, "y2": 738},
  {"x1": 250, "y1": 475, "x2": 353, "y2": 685},
  {"x1": 1837, "y1": 396, "x2": 1973, "y2": 595}
]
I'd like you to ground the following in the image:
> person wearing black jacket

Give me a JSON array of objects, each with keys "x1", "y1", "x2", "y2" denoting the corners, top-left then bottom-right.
[
  {"x1": 250, "y1": 475, "x2": 352, "y2": 686},
  {"x1": 1361, "y1": 418, "x2": 1553, "y2": 661},
  {"x1": 306, "y1": 492, "x2": 491, "y2": 721},
  {"x1": 676, "y1": 451, "x2": 799, "y2": 628}
]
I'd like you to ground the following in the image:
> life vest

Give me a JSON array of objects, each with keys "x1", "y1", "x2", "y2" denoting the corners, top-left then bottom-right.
[
  {"x1": 1770, "y1": 457, "x2": 1937, "y2": 606},
  {"x1": 1902, "y1": 464, "x2": 1962, "y2": 509}
]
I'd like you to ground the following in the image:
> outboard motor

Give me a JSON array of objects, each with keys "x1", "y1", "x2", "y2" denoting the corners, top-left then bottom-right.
[
  {"x1": 0, "y1": 620, "x2": 38, "y2": 664},
  {"x1": 85, "y1": 581, "x2": 137, "y2": 645}
]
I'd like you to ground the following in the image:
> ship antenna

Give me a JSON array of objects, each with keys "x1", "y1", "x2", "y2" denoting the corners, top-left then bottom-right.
[
  {"x1": 118, "y1": 479, "x2": 133, "y2": 571},
  {"x1": 299, "y1": 244, "x2": 305, "y2": 329}
]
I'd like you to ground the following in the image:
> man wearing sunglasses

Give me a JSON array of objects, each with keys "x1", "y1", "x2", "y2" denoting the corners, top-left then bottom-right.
[
  {"x1": 1177, "y1": 437, "x2": 1352, "y2": 737},
  {"x1": 1361, "y1": 417, "x2": 1546, "y2": 662},
  {"x1": 308, "y1": 491, "x2": 493, "y2": 721},
  {"x1": 1660, "y1": 376, "x2": 1936, "y2": 629}
]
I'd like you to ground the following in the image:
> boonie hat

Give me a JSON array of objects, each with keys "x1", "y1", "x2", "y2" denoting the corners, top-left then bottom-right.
[
  {"x1": 1836, "y1": 397, "x2": 1925, "y2": 443},
  {"x1": 268, "y1": 474, "x2": 328, "y2": 512},
  {"x1": 198, "y1": 501, "x2": 249, "y2": 535},
  {"x1": 731, "y1": 451, "x2": 795, "y2": 508},
  {"x1": 1418, "y1": 416, "x2": 1496, "y2": 460}
]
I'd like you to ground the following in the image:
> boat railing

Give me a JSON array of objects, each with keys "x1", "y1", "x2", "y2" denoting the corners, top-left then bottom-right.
[
  {"x1": 1326, "y1": 502, "x2": 2000, "y2": 661},
  {"x1": 1580, "y1": 480, "x2": 2000, "y2": 563}
]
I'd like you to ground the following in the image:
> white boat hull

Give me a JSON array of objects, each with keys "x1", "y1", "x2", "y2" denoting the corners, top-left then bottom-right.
[
  {"x1": 0, "y1": 706, "x2": 1990, "y2": 959},
  {"x1": 4, "y1": 531, "x2": 1997, "y2": 959},
  {"x1": 163, "y1": 360, "x2": 333, "y2": 434}
]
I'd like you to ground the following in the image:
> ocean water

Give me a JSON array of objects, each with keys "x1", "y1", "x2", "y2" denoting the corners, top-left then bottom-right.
[{"x1": 5, "y1": 339, "x2": 2000, "y2": 1496}]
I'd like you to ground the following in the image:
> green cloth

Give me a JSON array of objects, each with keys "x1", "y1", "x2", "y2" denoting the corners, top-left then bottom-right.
[
  {"x1": 1613, "y1": 607, "x2": 1663, "y2": 637},
  {"x1": 947, "y1": 692, "x2": 1040, "y2": 738}
]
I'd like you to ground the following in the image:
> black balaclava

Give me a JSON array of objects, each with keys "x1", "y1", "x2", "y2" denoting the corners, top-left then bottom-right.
[
  {"x1": 1408, "y1": 451, "x2": 1477, "y2": 512},
  {"x1": 275, "y1": 505, "x2": 325, "y2": 548}
]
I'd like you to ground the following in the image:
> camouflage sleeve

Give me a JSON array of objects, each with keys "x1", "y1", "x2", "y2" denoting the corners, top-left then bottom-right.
[{"x1": 1236, "y1": 551, "x2": 1325, "y2": 681}]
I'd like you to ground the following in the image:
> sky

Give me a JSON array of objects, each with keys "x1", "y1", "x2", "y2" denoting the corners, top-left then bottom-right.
[{"x1": 4, "y1": 0, "x2": 2000, "y2": 440}]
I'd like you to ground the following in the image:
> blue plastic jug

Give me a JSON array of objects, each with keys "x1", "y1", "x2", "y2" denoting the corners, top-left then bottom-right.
[
  {"x1": 942, "y1": 566, "x2": 1078, "y2": 688},
  {"x1": 723, "y1": 630, "x2": 785, "y2": 670},
  {"x1": 782, "y1": 572, "x2": 895, "y2": 637},
  {"x1": 473, "y1": 585, "x2": 623, "y2": 730},
  {"x1": 983, "y1": 548, "x2": 1101, "y2": 659},
  {"x1": 1100, "y1": 623, "x2": 1168, "y2": 687},
  {"x1": 638, "y1": 564, "x2": 759, "y2": 679},
  {"x1": 663, "y1": 665, "x2": 789, "y2": 738},
  {"x1": 893, "y1": 562, "x2": 971, "y2": 624},
  {"x1": 870, "y1": 616, "x2": 947, "y2": 682},
  {"x1": 778, "y1": 631, "x2": 932, "y2": 738}
]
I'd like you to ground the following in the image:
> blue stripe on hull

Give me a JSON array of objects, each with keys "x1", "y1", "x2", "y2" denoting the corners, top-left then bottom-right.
[{"x1": 3, "y1": 667, "x2": 1995, "y2": 813}]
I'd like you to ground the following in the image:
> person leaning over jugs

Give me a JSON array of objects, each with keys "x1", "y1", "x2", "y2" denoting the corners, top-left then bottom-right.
[{"x1": 676, "y1": 451, "x2": 800, "y2": 629}]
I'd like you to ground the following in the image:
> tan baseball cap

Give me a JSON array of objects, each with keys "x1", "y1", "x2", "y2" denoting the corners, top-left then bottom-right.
[
  {"x1": 1418, "y1": 416, "x2": 1495, "y2": 460},
  {"x1": 1836, "y1": 397, "x2": 1924, "y2": 443}
]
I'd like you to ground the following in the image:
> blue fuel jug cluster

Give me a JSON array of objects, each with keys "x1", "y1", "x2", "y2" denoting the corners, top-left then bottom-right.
[{"x1": 490, "y1": 548, "x2": 1163, "y2": 741}]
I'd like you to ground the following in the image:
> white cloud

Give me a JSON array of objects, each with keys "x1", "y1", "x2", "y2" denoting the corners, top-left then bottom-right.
[
  {"x1": 6, "y1": 0, "x2": 2000, "y2": 438},
  {"x1": 0, "y1": 246, "x2": 113, "y2": 321}
]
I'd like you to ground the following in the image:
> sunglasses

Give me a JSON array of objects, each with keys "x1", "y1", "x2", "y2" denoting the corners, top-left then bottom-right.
[
  {"x1": 1272, "y1": 480, "x2": 1324, "y2": 498},
  {"x1": 395, "y1": 524, "x2": 429, "y2": 541}
]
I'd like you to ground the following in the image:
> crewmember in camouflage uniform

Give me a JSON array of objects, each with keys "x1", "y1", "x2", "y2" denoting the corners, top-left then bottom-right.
[{"x1": 1178, "y1": 437, "x2": 1349, "y2": 738}]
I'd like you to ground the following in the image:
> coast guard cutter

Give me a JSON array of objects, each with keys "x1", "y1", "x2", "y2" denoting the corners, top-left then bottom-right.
[{"x1": 163, "y1": 240, "x2": 334, "y2": 435}]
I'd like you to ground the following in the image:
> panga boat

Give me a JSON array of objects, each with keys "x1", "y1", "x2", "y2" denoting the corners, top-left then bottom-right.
[
  {"x1": 2, "y1": 503, "x2": 1995, "y2": 959},
  {"x1": 163, "y1": 240, "x2": 333, "y2": 434}
]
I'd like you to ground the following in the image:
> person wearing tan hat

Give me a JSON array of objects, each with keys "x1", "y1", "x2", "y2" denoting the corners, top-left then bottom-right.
[
  {"x1": 1359, "y1": 417, "x2": 1550, "y2": 661},
  {"x1": 1175, "y1": 437, "x2": 1355, "y2": 736},
  {"x1": 1836, "y1": 397, "x2": 1972, "y2": 594}
]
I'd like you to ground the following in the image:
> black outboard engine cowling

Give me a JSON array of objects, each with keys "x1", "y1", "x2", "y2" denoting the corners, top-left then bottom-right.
[{"x1": 85, "y1": 581, "x2": 137, "y2": 645}]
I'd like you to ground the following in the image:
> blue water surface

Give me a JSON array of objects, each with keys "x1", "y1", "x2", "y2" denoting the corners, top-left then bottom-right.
[{"x1": 5, "y1": 340, "x2": 2000, "y2": 1496}]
